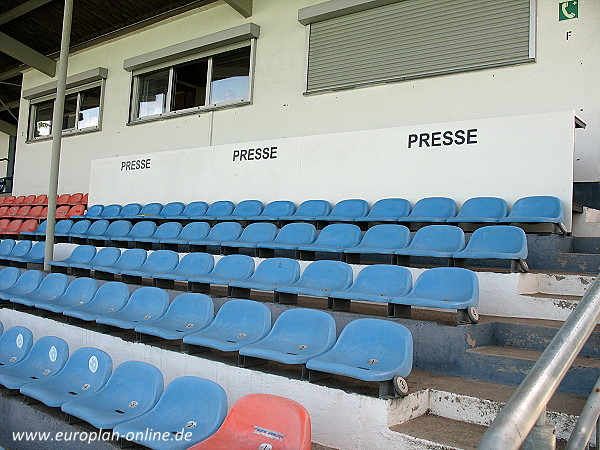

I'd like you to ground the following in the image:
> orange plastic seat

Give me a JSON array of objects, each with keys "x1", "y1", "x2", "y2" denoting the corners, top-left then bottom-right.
[
  {"x1": 57, "y1": 194, "x2": 71, "y2": 205},
  {"x1": 3, "y1": 196, "x2": 16, "y2": 206},
  {"x1": 14, "y1": 206, "x2": 31, "y2": 219},
  {"x1": 5, "y1": 206, "x2": 19, "y2": 217},
  {"x1": 3, "y1": 219, "x2": 23, "y2": 235},
  {"x1": 25, "y1": 206, "x2": 44, "y2": 219},
  {"x1": 38, "y1": 207, "x2": 49, "y2": 220},
  {"x1": 55, "y1": 205, "x2": 71, "y2": 218},
  {"x1": 190, "y1": 394, "x2": 312, "y2": 450},
  {"x1": 12, "y1": 196, "x2": 26, "y2": 206},
  {"x1": 0, "y1": 197, "x2": 5, "y2": 204},
  {"x1": 0, "y1": 218, "x2": 10, "y2": 232},
  {"x1": 23, "y1": 195, "x2": 36, "y2": 205},
  {"x1": 66, "y1": 204, "x2": 85, "y2": 217},
  {"x1": 33, "y1": 195, "x2": 48, "y2": 206},
  {"x1": 66, "y1": 193, "x2": 84, "y2": 205},
  {"x1": 15, "y1": 219, "x2": 39, "y2": 235},
  {"x1": 0, "y1": 206, "x2": 10, "y2": 217}
]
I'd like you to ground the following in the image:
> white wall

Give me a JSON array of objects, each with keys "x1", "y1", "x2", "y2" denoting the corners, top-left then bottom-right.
[
  {"x1": 0, "y1": 132, "x2": 9, "y2": 178},
  {"x1": 12, "y1": 0, "x2": 600, "y2": 196}
]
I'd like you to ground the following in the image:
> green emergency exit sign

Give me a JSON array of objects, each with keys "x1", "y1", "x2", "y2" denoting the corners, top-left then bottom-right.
[{"x1": 559, "y1": 1, "x2": 579, "y2": 21}]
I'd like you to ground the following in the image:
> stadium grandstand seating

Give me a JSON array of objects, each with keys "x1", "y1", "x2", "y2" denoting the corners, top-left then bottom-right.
[
  {"x1": 62, "y1": 281, "x2": 131, "y2": 322},
  {"x1": 314, "y1": 198, "x2": 369, "y2": 228},
  {"x1": 0, "y1": 326, "x2": 33, "y2": 367},
  {"x1": 152, "y1": 252, "x2": 214, "y2": 289}
]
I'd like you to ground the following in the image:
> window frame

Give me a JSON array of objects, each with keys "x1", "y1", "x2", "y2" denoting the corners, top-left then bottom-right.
[
  {"x1": 128, "y1": 39, "x2": 256, "y2": 125},
  {"x1": 27, "y1": 80, "x2": 105, "y2": 142}
]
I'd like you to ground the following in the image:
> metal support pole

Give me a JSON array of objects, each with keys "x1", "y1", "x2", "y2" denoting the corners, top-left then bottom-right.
[
  {"x1": 565, "y1": 376, "x2": 600, "y2": 450},
  {"x1": 523, "y1": 407, "x2": 556, "y2": 450},
  {"x1": 44, "y1": 0, "x2": 74, "y2": 271}
]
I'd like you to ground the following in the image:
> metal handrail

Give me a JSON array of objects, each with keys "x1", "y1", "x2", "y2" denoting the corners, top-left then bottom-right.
[
  {"x1": 565, "y1": 375, "x2": 600, "y2": 449},
  {"x1": 478, "y1": 274, "x2": 600, "y2": 449}
]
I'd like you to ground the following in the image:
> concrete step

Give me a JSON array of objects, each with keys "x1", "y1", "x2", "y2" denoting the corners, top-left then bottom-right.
[
  {"x1": 518, "y1": 272, "x2": 594, "y2": 297},
  {"x1": 555, "y1": 252, "x2": 600, "y2": 274},
  {"x1": 468, "y1": 345, "x2": 600, "y2": 368}
]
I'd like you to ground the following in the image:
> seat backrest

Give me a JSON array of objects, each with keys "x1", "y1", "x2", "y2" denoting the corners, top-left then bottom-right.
[
  {"x1": 181, "y1": 201, "x2": 208, "y2": 217},
  {"x1": 22, "y1": 195, "x2": 36, "y2": 205},
  {"x1": 13, "y1": 196, "x2": 26, "y2": 206},
  {"x1": 140, "y1": 250, "x2": 179, "y2": 272},
  {"x1": 89, "y1": 247, "x2": 122, "y2": 267},
  {"x1": 274, "y1": 223, "x2": 317, "y2": 244},
  {"x1": 138, "y1": 202, "x2": 163, "y2": 216},
  {"x1": 10, "y1": 239, "x2": 32, "y2": 257},
  {"x1": 408, "y1": 225, "x2": 465, "y2": 252},
  {"x1": 368, "y1": 198, "x2": 411, "y2": 218},
  {"x1": 116, "y1": 203, "x2": 141, "y2": 217},
  {"x1": 128, "y1": 221, "x2": 157, "y2": 239},
  {"x1": 0, "y1": 238, "x2": 15, "y2": 255},
  {"x1": 210, "y1": 254, "x2": 254, "y2": 279},
  {"x1": 31, "y1": 219, "x2": 47, "y2": 233},
  {"x1": 294, "y1": 199, "x2": 331, "y2": 217},
  {"x1": 87, "y1": 281, "x2": 130, "y2": 313},
  {"x1": 34, "y1": 273, "x2": 70, "y2": 296},
  {"x1": 84, "y1": 204, "x2": 104, "y2": 217},
  {"x1": 0, "y1": 218, "x2": 10, "y2": 230},
  {"x1": 67, "y1": 205, "x2": 85, "y2": 217},
  {"x1": 0, "y1": 326, "x2": 34, "y2": 365},
  {"x1": 81, "y1": 194, "x2": 89, "y2": 205},
  {"x1": 67, "y1": 193, "x2": 84, "y2": 204},
  {"x1": 237, "y1": 222, "x2": 277, "y2": 243},
  {"x1": 163, "y1": 293, "x2": 214, "y2": 328},
  {"x1": 114, "y1": 248, "x2": 147, "y2": 270},
  {"x1": 312, "y1": 224, "x2": 362, "y2": 248},
  {"x1": 206, "y1": 222, "x2": 242, "y2": 241},
  {"x1": 85, "y1": 220, "x2": 110, "y2": 236},
  {"x1": 252, "y1": 258, "x2": 301, "y2": 285},
  {"x1": 297, "y1": 260, "x2": 353, "y2": 291},
  {"x1": 329, "y1": 199, "x2": 369, "y2": 217},
  {"x1": 22, "y1": 240, "x2": 45, "y2": 260},
  {"x1": 69, "y1": 220, "x2": 91, "y2": 235},
  {"x1": 3, "y1": 196, "x2": 15, "y2": 205},
  {"x1": 261, "y1": 200, "x2": 296, "y2": 217},
  {"x1": 59, "y1": 277, "x2": 99, "y2": 303},
  {"x1": 350, "y1": 265, "x2": 412, "y2": 296},
  {"x1": 5, "y1": 219, "x2": 23, "y2": 232},
  {"x1": 409, "y1": 267, "x2": 479, "y2": 304},
  {"x1": 0, "y1": 206, "x2": 9, "y2": 216},
  {"x1": 409, "y1": 197, "x2": 457, "y2": 218},
  {"x1": 104, "y1": 220, "x2": 133, "y2": 238},
  {"x1": 57, "y1": 194, "x2": 71, "y2": 204},
  {"x1": 172, "y1": 253, "x2": 214, "y2": 277},
  {"x1": 16, "y1": 206, "x2": 31, "y2": 217},
  {"x1": 34, "y1": 195, "x2": 48, "y2": 205},
  {"x1": 204, "y1": 200, "x2": 235, "y2": 217},
  {"x1": 456, "y1": 197, "x2": 508, "y2": 220},
  {"x1": 211, "y1": 299, "x2": 271, "y2": 335},
  {"x1": 100, "y1": 204, "x2": 122, "y2": 218},
  {"x1": 157, "y1": 202, "x2": 185, "y2": 217},
  {"x1": 56, "y1": 347, "x2": 112, "y2": 394},
  {"x1": 231, "y1": 200, "x2": 263, "y2": 217},
  {"x1": 38, "y1": 206, "x2": 49, "y2": 219},
  {"x1": 0, "y1": 266, "x2": 21, "y2": 289},
  {"x1": 268, "y1": 308, "x2": 336, "y2": 347},
  {"x1": 119, "y1": 286, "x2": 169, "y2": 321},
  {"x1": 508, "y1": 196, "x2": 564, "y2": 222},
  {"x1": 18, "y1": 220, "x2": 41, "y2": 234},
  {"x1": 20, "y1": 336, "x2": 69, "y2": 378},
  {"x1": 358, "y1": 224, "x2": 411, "y2": 249},
  {"x1": 463, "y1": 226, "x2": 528, "y2": 255},
  {"x1": 178, "y1": 222, "x2": 210, "y2": 240},
  {"x1": 151, "y1": 222, "x2": 182, "y2": 239},
  {"x1": 55, "y1": 219, "x2": 74, "y2": 234},
  {"x1": 55, "y1": 205, "x2": 70, "y2": 217},
  {"x1": 65, "y1": 245, "x2": 97, "y2": 263},
  {"x1": 27, "y1": 206, "x2": 44, "y2": 218},
  {"x1": 10, "y1": 270, "x2": 44, "y2": 293}
]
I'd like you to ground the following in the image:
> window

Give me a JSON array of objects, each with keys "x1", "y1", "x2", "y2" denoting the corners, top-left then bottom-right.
[
  {"x1": 130, "y1": 46, "x2": 252, "y2": 122},
  {"x1": 301, "y1": 0, "x2": 535, "y2": 94},
  {"x1": 29, "y1": 84, "x2": 103, "y2": 140}
]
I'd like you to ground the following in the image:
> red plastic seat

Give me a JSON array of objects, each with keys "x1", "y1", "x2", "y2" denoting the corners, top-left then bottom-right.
[
  {"x1": 12, "y1": 196, "x2": 26, "y2": 206},
  {"x1": 15, "y1": 219, "x2": 39, "y2": 235},
  {"x1": 0, "y1": 206, "x2": 9, "y2": 217},
  {"x1": 0, "y1": 197, "x2": 5, "y2": 205},
  {"x1": 66, "y1": 204, "x2": 85, "y2": 217},
  {"x1": 14, "y1": 206, "x2": 31, "y2": 219},
  {"x1": 66, "y1": 193, "x2": 84, "y2": 205},
  {"x1": 38, "y1": 206, "x2": 49, "y2": 220},
  {"x1": 33, "y1": 195, "x2": 48, "y2": 206},
  {"x1": 190, "y1": 394, "x2": 312, "y2": 450},
  {"x1": 57, "y1": 194, "x2": 71, "y2": 205},
  {"x1": 3, "y1": 196, "x2": 16, "y2": 206},
  {"x1": 81, "y1": 193, "x2": 89, "y2": 205},
  {"x1": 55, "y1": 205, "x2": 71, "y2": 218},
  {"x1": 25, "y1": 206, "x2": 45, "y2": 219},
  {"x1": 22, "y1": 195, "x2": 36, "y2": 205},
  {"x1": 0, "y1": 218, "x2": 10, "y2": 232},
  {"x1": 5, "y1": 206, "x2": 19, "y2": 218},
  {"x1": 2, "y1": 219, "x2": 23, "y2": 235}
]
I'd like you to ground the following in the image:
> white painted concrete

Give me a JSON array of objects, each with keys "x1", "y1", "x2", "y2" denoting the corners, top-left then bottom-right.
[
  {"x1": 573, "y1": 207, "x2": 600, "y2": 237},
  {"x1": 11, "y1": 0, "x2": 600, "y2": 199}
]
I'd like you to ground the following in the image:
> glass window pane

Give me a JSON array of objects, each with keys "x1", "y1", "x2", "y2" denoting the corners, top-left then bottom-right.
[
  {"x1": 172, "y1": 60, "x2": 208, "y2": 111},
  {"x1": 136, "y1": 69, "x2": 170, "y2": 118},
  {"x1": 33, "y1": 100, "x2": 54, "y2": 138},
  {"x1": 78, "y1": 86, "x2": 101, "y2": 129},
  {"x1": 210, "y1": 47, "x2": 251, "y2": 104},
  {"x1": 62, "y1": 94, "x2": 78, "y2": 130}
]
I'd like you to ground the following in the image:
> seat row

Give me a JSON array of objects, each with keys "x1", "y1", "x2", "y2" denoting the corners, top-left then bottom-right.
[
  {"x1": 47, "y1": 249, "x2": 480, "y2": 322},
  {"x1": 0, "y1": 204, "x2": 84, "y2": 221},
  {"x1": 0, "y1": 193, "x2": 88, "y2": 206},
  {"x1": 74, "y1": 195, "x2": 565, "y2": 230},
  {"x1": 0, "y1": 324, "x2": 312, "y2": 449},
  {"x1": 0, "y1": 219, "x2": 39, "y2": 238}
]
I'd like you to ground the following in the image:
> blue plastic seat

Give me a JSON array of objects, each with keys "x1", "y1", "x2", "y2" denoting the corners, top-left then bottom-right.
[
  {"x1": 62, "y1": 282, "x2": 130, "y2": 322},
  {"x1": 0, "y1": 326, "x2": 33, "y2": 367},
  {"x1": 120, "y1": 250, "x2": 180, "y2": 284},
  {"x1": 101, "y1": 203, "x2": 140, "y2": 220},
  {"x1": 245, "y1": 200, "x2": 296, "y2": 222},
  {"x1": 221, "y1": 222, "x2": 278, "y2": 255},
  {"x1": 0, "y1": 336, "x2": 69, "y2": 389},
  {"x1": 297, "y1": 224, "x2": 362, "y2": 259},
  {"x1": 192, "y1": 200, "x2": 235, "y2": 221},
  {"x1": 10, "y1": 272, "x2": 70, "y2": 307},
  {"x1": 0, "y1": 238, "x2": 16, "y2": 256},
  {"x1": 239, "y1": 308, "x2": 336, "y2": 368},
  {"x1": 96, "y1": 286, "x2": 169, "y2": 330},
  {"x1": 217, "y1": 199, "x2": 263, "y2": 221},
  {"x1": 142, "y1": 202, "x2": 185, "y2": 220},
  {"x1": 113, "y1": 376, "x2": 227, "y2": 450},
  {"x1": 189, "y1": 222, "x2": 242, "y2": 250},
  {"x1": 499, "y1": 196, "x2": 565, "y2": 225},
  {"x1": 135, "y1": 222, "x2": 182, "y2": 248},
  {"x1": 87, "y1": 220, "x2": 132, "y2": 245},
  {"x1": 400, "y1": 197, "x2": 457, "y2": 222},
  {"x1": 71, "y1": 204, "x2": 103, "y2": 219},
  {"x1": 110, "y1": 221, "x2": 157, "y2": 247},
  {"x1": 314, "y1": 199, "x2": 369, "y2": 224},
  {"x1": 280, "y1": 199, "x2": 331, "y2": 222},
  {"x1": 354, "y1": 198, "x2": 411, "y2": 223},
  {"x1": 61, "y1": 219, "x2": 91, "y2": 238},
  {"x1": 394, "y1": 225, "x2": 465, "y2": 262},
  {"x1": 183, "y1": 299, "x2": 271, "y2": 352},
  {"x1": 68, "y1": 247, "x2": 122, "y2": 277},
  {"x1": 20, "y1": 347, "x2": 112, "y2": 407},
  {"x1": 453, "y1": 226, "x2": 528, "y2": 271},
  {"x1": 153, "y1": 252, "x2": 214, "y2": 289},
  {"x1": 165, "y1": 201, "x2": 208, "y2": 220},
  {"x1": 0, "y1": 270, "x2": 44, "y2": 300},
  {"x1": 344, "y1": 224, "x2": 411, "y2": 264},
  {"x1": 306, "y1": 319, "x2": 413, "y2": 398},
  {"x1": 389, "y1": 267, "x2": 480, "y2": 323},
  {"x1": 61, "y1": 360, "x2": 163, "y2": 429},
  {"x1": 188, "y1": 254, "x2": 254, "y2": 294},
  {"x1": 275, "y1": 260, "x2": 353, "y2": 305},
  {"x1": 228, "y1": 258, "x2": 300, "y2": 299},
  {"x1": 447, "y1": 197, "x2": 508, "y2": 223},
  {"x1": 135, "y1": 293, "x2": 214, "y2": 340},
  {"x1": 92, "y1": 248, "x2": 147, "y2": 280},
  {"x1": 9, "y1": 241, "x2": 46, "y2": 265},
  {"x1": 0, "y1": 267, "x2": 21, "y2": 292},
  {"x1": 160, "y1": 222, "x2": 210, "y2": 249},
  {"x1": 52, "y1": 219, "x2": 75, "y2": 236},
  {"x1": 21, "y1": 219, "x2": 47, "y2": 238},
  {"x1": 256, "y1": 223, "x2": 317, "y2": 257},
  {"x1": 98, "y1": 204, "x2": 123, "y2": 220},
  {"x1": 70, "y1": 219, "x2": 109, "y2": 242},
  {"x1": 131, "y1": 202, "x2": 163, "y2": 219},
  {"x1": 35, "y1": 277, "x2": 98, "y2": 314},
  {"x1": 48, "y1": 245, "x2": 97, "y2": 272},
  {"x1": 329, "y1": 265, "x2": 412, "y2": 311},
  {"x1": 1, "y1": 239, "x2": 32, "y2": 262}
]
